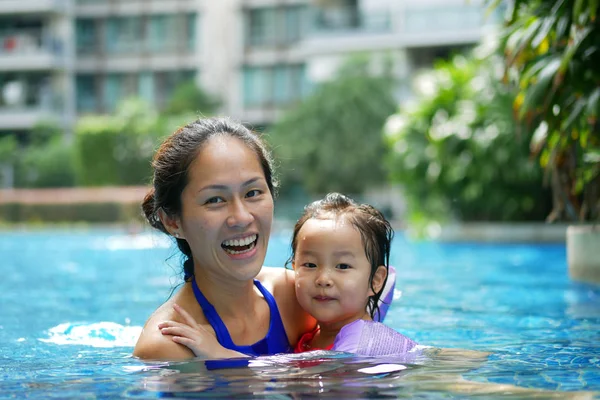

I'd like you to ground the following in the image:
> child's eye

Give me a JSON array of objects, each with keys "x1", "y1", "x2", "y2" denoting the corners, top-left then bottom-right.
[
  {"x1": 302, "y1": 262, "x2": 317, "y2": 268},
  {"x1": 245, "y1": 189, "x2": 262, "y2": 198},
  {"x1": 205, "y1": 197, "x2": 224, "y2": 205},
  {"x1": 336, "y1": 264, "x2": 351, "y2": 270}
]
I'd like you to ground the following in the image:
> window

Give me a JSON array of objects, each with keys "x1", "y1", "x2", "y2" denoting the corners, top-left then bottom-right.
[
  {"x1": 75, "y1": 19, "x2": 97, "y2": 54},
  {"x1": 187, "y1": 14, "x2": 196, "y2": 51},
  {"x1": 246, "y1": 6, "x2": 306, "y2": 47},
  {"x1": 105, "y1": 17, "x2": 142, "y2": 54},
  {"x1": 243, "y1": 64, "x2": 307, "y2": 107},
  {"x1": 147, "y1": 15, "x2": 167, "y2": 52},
  {"x1": 76, "y1": 75, "x2": 97, "y2": 112}
]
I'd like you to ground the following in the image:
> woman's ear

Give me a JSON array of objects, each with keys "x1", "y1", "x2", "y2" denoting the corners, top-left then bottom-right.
[
  {"x1": 158, "y1": 208, "x2": 185, "y2": 239},
  {"x1": 370, "y1": 265, "x2": 388, "y2": 295}
]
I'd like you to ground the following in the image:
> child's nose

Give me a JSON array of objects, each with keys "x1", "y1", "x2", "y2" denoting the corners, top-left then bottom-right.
[{"x1": 315, "y1": 271, "x2": 333, "y2": 287}]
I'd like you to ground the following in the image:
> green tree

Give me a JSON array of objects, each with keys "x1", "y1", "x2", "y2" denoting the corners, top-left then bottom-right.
[
  {"x1": 385, "y1": 46, "x2": 552, "y2": 226},
  {"x1": 495, "y1": 0, "x2": 600, "y2": 221},
  {"x1": 269, "y1": 56, "x2": 397, "y2": 195},
  {"x1": 163, "y1": 80, "x2": 220, "y2": 115},
  {"x1": 15, "y1": 137, "x2": 76, "y2": 188}
]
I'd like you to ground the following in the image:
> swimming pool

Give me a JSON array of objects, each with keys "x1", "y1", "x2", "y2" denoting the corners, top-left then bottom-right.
[{"x1": 1, "y1": 228, "x2": 598, "y2": 398}]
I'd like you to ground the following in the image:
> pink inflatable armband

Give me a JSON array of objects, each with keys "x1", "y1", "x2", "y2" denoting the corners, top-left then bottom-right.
[
  {"x1": 371, "y1": 265, "x2": 396, "y2": 322},
  {"x1": 331, "y1": 319, "x2": 417, "y2": 357}
]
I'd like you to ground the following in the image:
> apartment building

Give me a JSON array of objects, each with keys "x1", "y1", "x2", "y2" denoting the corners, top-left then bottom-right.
[
  {"x1": 0, "y1": 0, "x2": 498, "y2": 138},
  {"x1": 0, "y1": 0, "x2": 75, "y2": 137}
]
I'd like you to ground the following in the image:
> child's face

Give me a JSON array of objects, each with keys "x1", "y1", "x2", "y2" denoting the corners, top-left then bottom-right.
[{"x1": 293, "y1": 217, "x2": 382, "y2": 328}]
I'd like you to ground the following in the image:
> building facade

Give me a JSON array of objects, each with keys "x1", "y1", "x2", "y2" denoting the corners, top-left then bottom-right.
[{"x1": 0, "y1": 0, "x2": 498, "y2": 139}]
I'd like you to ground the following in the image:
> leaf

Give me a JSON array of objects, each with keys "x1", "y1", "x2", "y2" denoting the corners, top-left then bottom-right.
[
  {"x1": 519, "y1": 57, "x2": 561, "y2": 119},
  {"x1": 559, "y1": 26, "x2": 592, "y2": 76},
  {"x1": 587, "y1": 87, "x2": 600, "y2": 118},
  {"x1": 530, "y1": 121, "x2": 549, "y2": 157},
  {"x1": 506, "y1": 18, "x2": 544, "y2": 67},
  {"x1": 591, "y1": 0, "x2": 599, "y2": 21},
  {"x1": 584, "y1": 148, "x2": 600, "y2": 163},
  {"x1": 561, "y1": 97, "x2": 586, "y2": 132},
  {"x1": 531, "y1": 16, "x2": 557, "y2": 49},
  {"x1": 573, "y1": 0, "x2": 586, "y2": 25}
]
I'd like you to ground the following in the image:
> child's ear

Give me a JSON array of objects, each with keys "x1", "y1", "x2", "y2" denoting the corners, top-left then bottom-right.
[
  {"x1": 158, "y1": 208, "x2": 185, "y2": 240},
  {"x1": 370, "y1": 265, "x2": 388, "y2": 295}
]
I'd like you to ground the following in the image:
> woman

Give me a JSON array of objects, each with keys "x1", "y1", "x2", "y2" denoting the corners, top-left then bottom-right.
[{"x1": 134, "y1": 117, "x2": 315, "y2": 360}]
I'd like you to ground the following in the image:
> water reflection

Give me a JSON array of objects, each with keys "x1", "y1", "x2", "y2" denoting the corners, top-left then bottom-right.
[{"x1": 125, "y1": 350, "x2": 596, "y2": 399}]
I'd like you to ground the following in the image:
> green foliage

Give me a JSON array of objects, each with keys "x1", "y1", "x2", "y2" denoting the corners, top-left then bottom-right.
[
  {"x1": 0, "y1": 135, "x2": 17, "y2": 164},
  {"x1": 386, "y1": 47, "x2": 552, "y2": 224},
  {"x1": 15, "y1": 137, "x2": 76, "y2": 188},
  {"x1": 75, "y1": 98, "x2": 168, "y2": 186},
  {"x1": 269, "y1": 56, "x2": 397, "y2": 195},
  {"x1": 30, "y1": 120, "x2": 63, "y2": 146},
  {"x1": 497, "y1": 0, "x2": 600, "y2": 221},
  {"x1": 74, "y1": 114, "x2": 122, "y2": 185},
  {"x1": 164, "y1": 80, "x2": 220, "y2": 115}
]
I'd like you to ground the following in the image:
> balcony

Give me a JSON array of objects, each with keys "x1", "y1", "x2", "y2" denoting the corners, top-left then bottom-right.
[
  {"x1": 0, "y1": 0, "x2": 67, "y2": 15},
  {"x1": 301, "y1": 1, "x2": 497, "y2": 54},
  {"x1": 0, "y1": 107, "x2": 58, "y2": 130},
  {"x1": 400, "y1": 2, "x2": 498, "y2": 47},
  {"x1": 0, "y1": 29, "x2": 64, "y2": 71},
  {"x1": 75, "y1": 0, "x2": 197, "y2": 17},
  {"x1": 0, "y1": 78, "x2": 63, "y2": 129},
  {"x1": 308, "y1": 7, "x2": 391, "y2": 36}
]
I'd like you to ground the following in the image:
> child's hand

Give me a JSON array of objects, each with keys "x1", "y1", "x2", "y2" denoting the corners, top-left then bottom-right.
[{"x1": 158, "y1": 303, "x2": 245, "y2": 359}]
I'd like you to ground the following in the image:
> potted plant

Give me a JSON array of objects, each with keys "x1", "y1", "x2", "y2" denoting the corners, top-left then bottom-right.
[{"x1": 496, "y1": 0, "x2": 599, "y2": 282}]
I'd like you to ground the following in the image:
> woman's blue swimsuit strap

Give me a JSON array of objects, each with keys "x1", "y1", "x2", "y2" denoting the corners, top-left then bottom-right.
[{"x1": 191, "y1": 279, "x2": 291, "y2": 356}]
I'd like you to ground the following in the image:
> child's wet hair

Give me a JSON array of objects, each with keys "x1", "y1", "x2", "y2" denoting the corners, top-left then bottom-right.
[{"x1": 287, "y1": 192, "x2": 394, "y2": 320}]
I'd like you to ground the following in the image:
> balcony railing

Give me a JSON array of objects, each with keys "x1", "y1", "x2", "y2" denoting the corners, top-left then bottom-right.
[
  {"x1": 308, "y1": 7, "x2": 391, "y2": 35},
  {"x1": 0, "y1": 29, "x2": 62, "y2": 56},
  {"x1": 0, "y1": 0, "x2": 68, "y2": 14},
  {"x1": 402, "y1": 4, "x2": 493, "y2": 36}
]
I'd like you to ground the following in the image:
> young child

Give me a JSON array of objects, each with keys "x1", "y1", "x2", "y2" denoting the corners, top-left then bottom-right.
[
  {"x1": 161, "y1": 193, "x2": 417, "y2": 357},
  {"x1": 288, "y1": 192, "x2": 417, "y2": 356}
]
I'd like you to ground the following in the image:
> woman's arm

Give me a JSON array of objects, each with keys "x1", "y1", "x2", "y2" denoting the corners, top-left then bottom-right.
[
  {"x1": 133, "y1": 308, "x2": 196, "y2": 360},
  {"x1": 158, "y1": 304, "x2": 249, "y2": 359}
]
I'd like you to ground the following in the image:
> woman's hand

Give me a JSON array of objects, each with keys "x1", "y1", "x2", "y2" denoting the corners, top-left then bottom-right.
[{"x1": 158, "y1": 303, "x2": 248, "y2": 359}]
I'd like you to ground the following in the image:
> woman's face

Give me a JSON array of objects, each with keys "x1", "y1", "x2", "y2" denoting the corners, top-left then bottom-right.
[{"x1": 177, "y1": 135, "x2": 274, "y2": 283}]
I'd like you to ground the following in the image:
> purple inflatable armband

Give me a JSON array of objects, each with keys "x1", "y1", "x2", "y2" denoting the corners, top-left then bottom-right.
[
  {"x1": 331, "y1": 320, "x2": 417, "y2": 356},
  {"x1": 331, "y1": 266, "x2": 419, "y2": 357}
]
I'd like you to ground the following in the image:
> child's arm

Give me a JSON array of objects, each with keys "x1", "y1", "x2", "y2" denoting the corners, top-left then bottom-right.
[{"x1": 158, "y1": 304, "x2": 249, "y2": 359}]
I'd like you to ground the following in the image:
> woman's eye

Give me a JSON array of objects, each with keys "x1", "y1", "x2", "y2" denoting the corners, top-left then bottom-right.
[
  {"x1": 205, "y1": 197, "x2": 224, "y2": 205},
  {"x1": 246, "y1": 189, "x2": 262, "y2": 198},
  {"x1": 336, "y1": 264, "x2": 351, "y2": 270}
]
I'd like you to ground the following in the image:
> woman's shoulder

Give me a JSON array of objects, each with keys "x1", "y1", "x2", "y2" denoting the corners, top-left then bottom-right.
[
  {"x1": 133, "y1": 297, "x2": 195, "y2": 360},
  {"x1": 256, "y1": 266, "x2": 294, "y2": 285}
]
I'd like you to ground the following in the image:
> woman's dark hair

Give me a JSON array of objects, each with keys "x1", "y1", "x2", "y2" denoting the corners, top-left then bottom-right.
[
  {"x1": 142, "y1": 117, "x2": 278, "y2": 281},
  {"x1": 286, "y1": 193, "x2": 393, "y2": 320}
]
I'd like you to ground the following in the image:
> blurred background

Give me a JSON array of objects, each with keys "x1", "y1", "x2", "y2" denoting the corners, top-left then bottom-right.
[{"x1": 0, "y1": 0, "x2": 597, "y2": 232}]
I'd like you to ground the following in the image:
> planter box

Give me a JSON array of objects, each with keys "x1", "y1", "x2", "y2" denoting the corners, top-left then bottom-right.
[{"x1": 567, "y1": 225, "x2": 600, "y2": 284}]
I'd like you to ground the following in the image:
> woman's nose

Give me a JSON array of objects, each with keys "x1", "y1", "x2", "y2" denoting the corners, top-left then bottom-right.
[{"x1": 227, "y1": 200, "x2": 254, "y2": 228}]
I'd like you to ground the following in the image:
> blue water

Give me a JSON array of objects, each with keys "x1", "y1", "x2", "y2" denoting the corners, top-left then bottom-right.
[{"x1": 1, "y1": 228, "x2": 599, "y2": 398}]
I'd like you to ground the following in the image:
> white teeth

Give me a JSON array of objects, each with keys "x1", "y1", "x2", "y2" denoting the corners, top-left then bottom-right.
[{"x1": 222, "y1": 234, "x2": 257, "y2": 247}]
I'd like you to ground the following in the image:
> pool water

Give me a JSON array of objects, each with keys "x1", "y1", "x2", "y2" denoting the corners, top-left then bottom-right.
[{"x1": 0, "y1": 228, "x2": 599, "y2": 398}]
